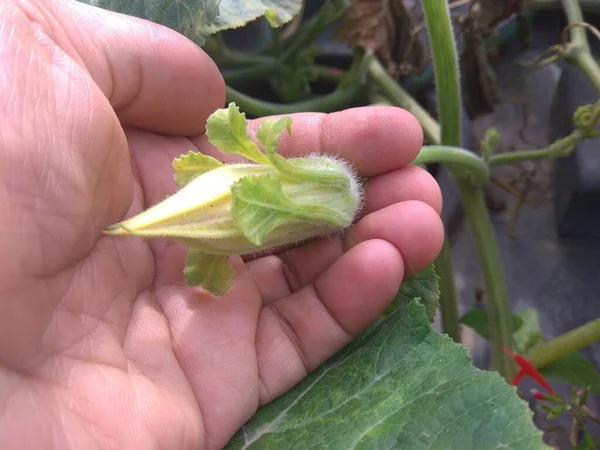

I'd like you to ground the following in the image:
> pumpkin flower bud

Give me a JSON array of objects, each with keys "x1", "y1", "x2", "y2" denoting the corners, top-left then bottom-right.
[{"x1": 104, "y1": 103, "x2": 363, "y2": 295}]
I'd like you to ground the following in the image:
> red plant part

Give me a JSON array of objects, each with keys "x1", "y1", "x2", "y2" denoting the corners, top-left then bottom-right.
[
  {"x1": 500, "y1": 345, "x2": 556, "y2": 395},
  {"x1": 530, "y1": 389, "x2": 552, "y2": 401}
]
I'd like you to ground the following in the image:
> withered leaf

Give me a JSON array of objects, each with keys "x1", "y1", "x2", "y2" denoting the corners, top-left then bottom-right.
[
  {"x1": 336, "y1": 0, "x2": 424, "y2": 77},
  {"x1": 472, "y1": 0, "x2": 531, "y2": 50},
  {"x1": 459, "y1": 5, "x2": 500, "y2": 119}
]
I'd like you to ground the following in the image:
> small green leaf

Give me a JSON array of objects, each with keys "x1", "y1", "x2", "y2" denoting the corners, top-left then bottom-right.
[
  {"x1": 184, "y1": 250, "x2": 234, "y2": 295},
  {"x1": 461, "y1": 309, "x2": 600, "y2": 394},
  {"x1": 544, "y1": 403, "x2": 566, "y2": 420},
  {"x1": 225, "y1": 300, "x2": 549, "y2": 449},
  {"x1": 460, "y1": 307, "x2": 542, "y2": 354},
  {"x1": 512, "y1": 308, "x2": 544, "y2": 353},
  {"x1": 460, "y1": 308, "x2": 523, "y2": 343},
  {"x1": 538, "y1": 351, "x2": 600, "y2": 395},
  {"x1": 577, "y1": 387, "x2": 590, "y2": 407},
  {"x1": 206, "y1": 103, "x2": 271, "y2": 166},
  {"x1": 254, "y1": 117, "x2": 351, "y2": 187},
  {"x1": 231, "y1": 175, "x2": 349, "y2": 245},
  {"x1": 172, "y1": 151, "x2": 224, "y2": 185}
]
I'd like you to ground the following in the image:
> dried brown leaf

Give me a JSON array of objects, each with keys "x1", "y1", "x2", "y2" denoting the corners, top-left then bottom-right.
[
  {"x1": 459, "y1": 4, "x2": 500, "y2": 118},
  {"x1": 336, "y1": 0, "x2": 424, "y2": 76}
]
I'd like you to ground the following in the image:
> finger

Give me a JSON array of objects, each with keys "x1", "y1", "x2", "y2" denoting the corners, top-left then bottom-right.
[
  {"x1": 245, "y1": 237, "x2": 344, "y2": 304},
  {"x1": 47, "y1": 0, "x2": 224, "y2": 135},
  {"x1": 196, "y1": 106, "x2": 424, "y2": 177},
  {"x1": 255, "y1": 239, "x2": 403, "y2": 403},
  {"x1": 346, "y1": 201, "x2": 444, "y2": 276},
  {"x1": 363, "y1": 165, "x2": 443, "y2": 215}
]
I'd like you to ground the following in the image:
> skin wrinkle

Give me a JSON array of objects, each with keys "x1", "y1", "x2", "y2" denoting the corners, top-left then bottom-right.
[{"x1": 266, "y1": 303, "x2": 312, "y2": 374}]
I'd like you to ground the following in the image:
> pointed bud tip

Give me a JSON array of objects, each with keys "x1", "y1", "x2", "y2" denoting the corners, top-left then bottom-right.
[{"x1": 103, "y1": 223, "x2": 130, "y2": 236}]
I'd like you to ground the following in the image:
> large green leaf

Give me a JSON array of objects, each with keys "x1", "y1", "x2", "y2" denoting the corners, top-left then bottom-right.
[
  {"x1": 383, "y1": 264, "x2": 439, "y2": 322},
  {"x1": 226, "y1": 298, "x2": 548, "y2": 449},
  {"x1": 79, "y1": 0, "x2": 301, "y2": 44}
]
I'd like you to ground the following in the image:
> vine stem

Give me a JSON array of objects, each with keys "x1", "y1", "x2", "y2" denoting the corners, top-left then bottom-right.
[
  {"x1": 224, "y1": 52, "x2": 372, "y2": 116},
  {"x1": 368, "y1": 59, "x2": 440, "y2": 144},
  {"x1": 414, "y1": 146, "x2": 489, "y2": 184},
  {"x1": 526, "y1": 318, "x2": 600, "y2": 369},
  {"x1": 225, "y1": 84, "x2": 361, "y2": 116},
  {"x1": 435, "y1": 242, "x2": 462, "y2": 343},
  {"x1": 421, "y1": 0, "x2": 515, "y2": 380},
  {"x1": 561, "y1": 0, "x2": 600, "y2": 94},
  {"x1": 367, "y1": 65, "x2": 462, "y2": 343},
  {"x1": 489, "y1": 132, "x2": 582, "y2": 165}
]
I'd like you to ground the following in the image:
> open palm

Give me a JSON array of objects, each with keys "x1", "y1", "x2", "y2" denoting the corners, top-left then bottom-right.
[{"x1": 0, "y1": 1, "x2": 444, "y2": 449}]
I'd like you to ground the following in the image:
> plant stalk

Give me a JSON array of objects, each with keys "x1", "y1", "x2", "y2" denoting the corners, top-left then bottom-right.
[
  {"x1": 225, "y1": 84, "x2": 362, "y2": 116},
  {"x1": 421, "y1": 0, "x2": 515, "y2": 380},
  {"x1": 561, "y1": 0, "x2": 600, "y2": 94},
  {"x1": 414, "y1": 146, "x2": 489, "y2": 184},
  {"x1": 435, "y1": 241, "x2": 461, "y2": 343},
  {"x1": 367, "y1": 65, "x2": 463, "y2": 343},
  {"x1": 223, "y1": 62, "x2": 280, "y2": 84},
  {"x1": 368, "y1": 59, "x2": 441, "y2": 144},
  {"x1": 526, "y1": 318, "x2": 600, "y2": 369},
  {"x1": 489, "y1": 132, "x2": 582, "y2": 166}
]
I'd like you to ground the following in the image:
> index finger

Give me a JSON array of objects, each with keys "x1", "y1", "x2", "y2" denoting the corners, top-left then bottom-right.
[{"x1": 249, "y1": 106, "x2": 424, "y2": 177}]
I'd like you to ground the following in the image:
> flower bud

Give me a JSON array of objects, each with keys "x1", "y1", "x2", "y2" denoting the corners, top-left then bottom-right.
[{"x1": 104, "y1": 103, "x2": 363, "y2": 295}]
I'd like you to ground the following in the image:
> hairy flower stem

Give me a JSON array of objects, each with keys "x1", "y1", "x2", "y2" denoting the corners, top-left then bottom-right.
[
  {"x1": 526, "y1": 318, "x2": 600, "y2": 369},
  {"x1": 421, "y1": 0, "x2": 515, "y2": 379}
]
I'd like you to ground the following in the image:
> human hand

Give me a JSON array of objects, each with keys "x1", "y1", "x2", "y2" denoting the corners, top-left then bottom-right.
[{"x1": 0, "y1": 1, "x2": 444, "y2": 449}]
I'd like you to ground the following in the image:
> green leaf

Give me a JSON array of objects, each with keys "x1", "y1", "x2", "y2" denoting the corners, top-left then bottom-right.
[
  {"x1": 206, "y1": 103, "x2": 271, "y2": 166},
  {"x1": 461, "y1": 309, "x2": 600, "y2": 394},
  {"x1": 225, "y1": 300, "x2": 549, "y2": 449},
  {"x1": 184, "y1": 250, "x2": 234, "y2": 295},
  {"x1": 78, "y1": 0, "x2": 301, "y2": 45},
  {"x1": 538, "y1": 351, "x2": 600, "y2": 395},
  {"x1": 172, "y1": 151, "x2": 224, "y2": 186},
  {"x1": 78, "y1": 0, "x2": 220, "y2": 42},
  {"x1": 512, "y1": 308, "x2": 544, "y2": 353},
  {"x1": 460, "y1": 309, "x2": 523, "y2": 349},
  {"x1": 254, "y1": 116, "x2": 351, "y2": 187},
  {"x1": 231, "y1": 175, "x2": 349, "y2": 245},
  {"x1": 460, "y1": 307, "x2": 544, "y2": 354},
  {"x1": 383, "y1": 264, "x2": 439, "y2": 323},
  {"x1": 200, "y1": 0, "x2": 301, "y2": 38}
]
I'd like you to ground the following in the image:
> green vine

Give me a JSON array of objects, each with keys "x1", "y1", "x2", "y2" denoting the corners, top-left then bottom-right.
[
  {"x1": 421, "y1": 0, "x2": 515, "y2": 380},
  {"x1": 527, "y1": 318, "x2": 600, "y2": 370}
]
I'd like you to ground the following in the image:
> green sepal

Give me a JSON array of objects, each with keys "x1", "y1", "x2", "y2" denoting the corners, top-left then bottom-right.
[
  {"x1": 206, "y1": 102, "x2": 271, "y2": 166},
  {"x1": 184, "y1": 250, "x2": 234, "y2": 296},
  {"x1": 256, "y1": 117, "x2": 292, "y2": 156},
  {"x1": 256, "y1": 117, "x2": 349, "y2": 188},
  {"x1": 231, "y1": 174, "x2": 350, "y2": 246},
  {"x1": 172, "y1": 151, "x2": 224, "y2": 186}
]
